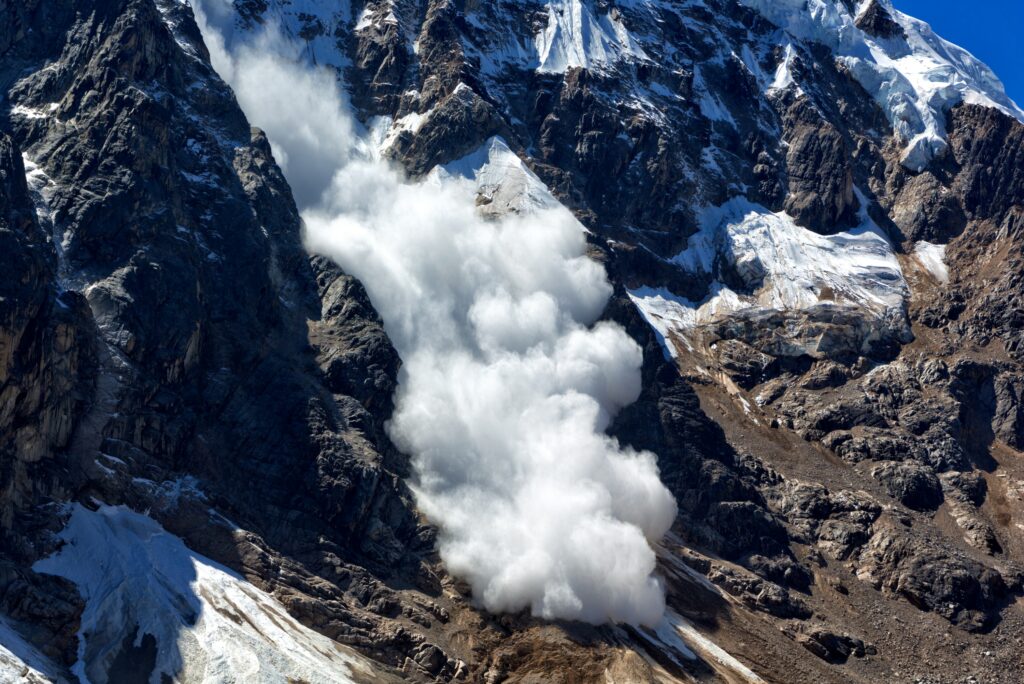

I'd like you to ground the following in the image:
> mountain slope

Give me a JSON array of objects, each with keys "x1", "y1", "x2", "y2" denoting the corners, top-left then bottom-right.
[{"x1": 2, "y1": 0, "x2": 1024, "y2": 682}]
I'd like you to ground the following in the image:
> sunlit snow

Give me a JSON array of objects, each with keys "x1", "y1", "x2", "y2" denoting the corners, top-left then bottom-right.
[
  {"x1": 534, "y1": 0, "x2": 647, "y2": 73},
  {"x1": 914, "y1": 240, "x2": 949, "y2": 284},
  {"x1": 630, "y1": 196, "x2": 908, "y2": 357},
  {"x1": 34, "y1": 504, "x2": 374, "y2": 684},
  {"x1": 740, "y1": 0, "x2": 1024, "y2": 170},
  {"x1": 433, "y1": 137, "x2": 563, "y2": 217}
]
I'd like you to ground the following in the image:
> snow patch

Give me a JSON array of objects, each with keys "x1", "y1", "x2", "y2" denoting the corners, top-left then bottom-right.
[
  {"x1": 534, "y1": 0, "x2": 647, "y2": 73},
  {"x1": 768, "y1": 43, "x2": 800, "y2": 94},
  {"x1": 22, "y1": 155, "x2": 72, "y2": 290},
  {"x1": 914, "y1": 240, "x2": 949, "y2": 283},
  {"x1": 629, "y1": 196, "x2": 908, "y2": 355},
  {"x1": 33, "y1": 504, "x2": 374, "y2": 684},
  {"x1": 627, "y1": 287, "x2": 698, "y2": 360},
  {"x1": 433, "y1": 137, "x2": 563, "y2": 216},
  {"x1": 370, "y1": 109, "x2": 431, "y2": 156},
  {"x1": 666, "y1": 611, "x2": 765, "y2": 683},
  {"x1": 694, "y1": 66, "x2": 736, "y2": 125}
]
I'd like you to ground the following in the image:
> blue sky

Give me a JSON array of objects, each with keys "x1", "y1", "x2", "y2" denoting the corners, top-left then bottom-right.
[{"x1": 893, "y1": 0, "x2": 1024, "y2": 106}]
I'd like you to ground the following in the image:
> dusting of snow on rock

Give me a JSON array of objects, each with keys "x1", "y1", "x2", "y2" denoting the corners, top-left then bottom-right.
[
  {"x1": 433, "y1": 137, "x2": 563, "y2": 217},
  {"x1": 534, "y1": 0, "x2": 647, "y2": 73},
  {"x1": 33, "y1": 504, "x2": 375, "y2": 684},
  {"x1": 0, "y1": 617, "x2": 65, "y2": 683},
  {"x1": 740, "y1": 0, "x2": 1024, "y2": 170},
  {"x1": 914, "y1": 240, "x2": 949, "y2": 283}
]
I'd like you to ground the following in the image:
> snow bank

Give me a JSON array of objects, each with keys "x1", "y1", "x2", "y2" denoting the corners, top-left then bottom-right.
[
  {"x1": 665, "y1": 612, "x2": 765, "y2": 683},
  {"x1": 740, "y1": 0, "x2": 1024, "y2": 170},
  {"x1": 34, "y1": 504, "x2": 372, "y2": 684}
]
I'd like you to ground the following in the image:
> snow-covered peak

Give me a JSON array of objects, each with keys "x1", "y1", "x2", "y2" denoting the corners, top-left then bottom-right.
[
  {"x1": 534, "y1": 0, "x2": 647, "y2": 73},
  {"x1": 741, "y1": 0, "x2": 1024, "y2": 170}
]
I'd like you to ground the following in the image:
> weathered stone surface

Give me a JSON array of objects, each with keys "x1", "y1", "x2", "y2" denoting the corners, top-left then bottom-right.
[
  {"x1": 891, "y1": 171, "x2": 967, "y2": 242},
  {"x1": 871, "y1": 461, "x2": 943, "y2": 511},
  {"x1": 856, "y1": 522, "x2": 1010, "y2": 632},
  {"x1": 783, "y1": 623, "x2": 872, "y2": 664},
  {"x1": 782, "y1": 100, "x2": 859, "y2": 234},
  {"x1": 854, "y1": 0, "x2": 905, "y2": 39}
]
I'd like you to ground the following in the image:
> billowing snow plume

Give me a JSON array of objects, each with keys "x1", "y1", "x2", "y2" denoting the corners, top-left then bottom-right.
[{"x1": 189, "y1": 1, "x2": 676, "y2": 625}]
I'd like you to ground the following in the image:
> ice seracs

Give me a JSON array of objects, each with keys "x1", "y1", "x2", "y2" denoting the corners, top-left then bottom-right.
[{"x1": 34, "y1": 504, "x2": 375, "y2": 684}]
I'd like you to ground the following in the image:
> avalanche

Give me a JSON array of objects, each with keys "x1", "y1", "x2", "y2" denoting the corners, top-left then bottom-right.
[{"x1": 185, "y1": 0, "x2": 677, "y2": 627}]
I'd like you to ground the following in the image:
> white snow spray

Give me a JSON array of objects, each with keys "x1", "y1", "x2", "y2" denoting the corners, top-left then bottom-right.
[{"x1": 191, "y1": 0, "x2": 676, "y2": 626}]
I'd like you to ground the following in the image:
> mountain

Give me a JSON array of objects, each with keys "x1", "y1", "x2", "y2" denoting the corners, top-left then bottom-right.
[{"x1": 2, "y1": 0, "x2": 1023, "y2": 682}]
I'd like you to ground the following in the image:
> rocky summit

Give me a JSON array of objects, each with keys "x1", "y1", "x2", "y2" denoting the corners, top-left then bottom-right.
[{"x1": 2, "y1": 1, "x2": 1024, "y2": 682}]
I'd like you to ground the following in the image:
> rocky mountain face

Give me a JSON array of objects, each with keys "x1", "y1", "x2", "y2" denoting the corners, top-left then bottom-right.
[{"x1": 2, "y1": 0, "x2": 1024, "y2": 682}]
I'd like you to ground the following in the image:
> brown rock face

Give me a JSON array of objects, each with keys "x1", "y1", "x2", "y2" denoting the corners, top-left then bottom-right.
[
  {"x1": 782, "y1": 101, "x2": 859, "y2": 234},
  {"x1": 854, "y1": 0, "x2": 906, "y2": 39},
  {"x1": 948, "y1": 104, "x2": 1024, "y2": 223}
]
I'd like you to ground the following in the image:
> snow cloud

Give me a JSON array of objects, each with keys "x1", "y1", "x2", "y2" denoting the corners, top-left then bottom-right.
[{"x1": 190, "y1": 0, "x2": 676, "y2": 626}]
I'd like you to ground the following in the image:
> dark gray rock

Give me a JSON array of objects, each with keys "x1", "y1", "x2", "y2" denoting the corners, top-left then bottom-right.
[
  {"x1": 782, "y1": 100, "x2": 859, "y2": 234},
  {"x1": 854, "y1": 0, "x2": 906, "y2": 39},
  {"x1": 783, "y1": 624, "x2": 870, "y2": 664},
  {"x1": 871, "y1": 461, "x2": 944, "y2": 511}
]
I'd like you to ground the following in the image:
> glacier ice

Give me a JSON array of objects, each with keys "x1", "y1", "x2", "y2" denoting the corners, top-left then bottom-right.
[{"x1": 629, "y1": 196, "x2": 909, "y2": 357}]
